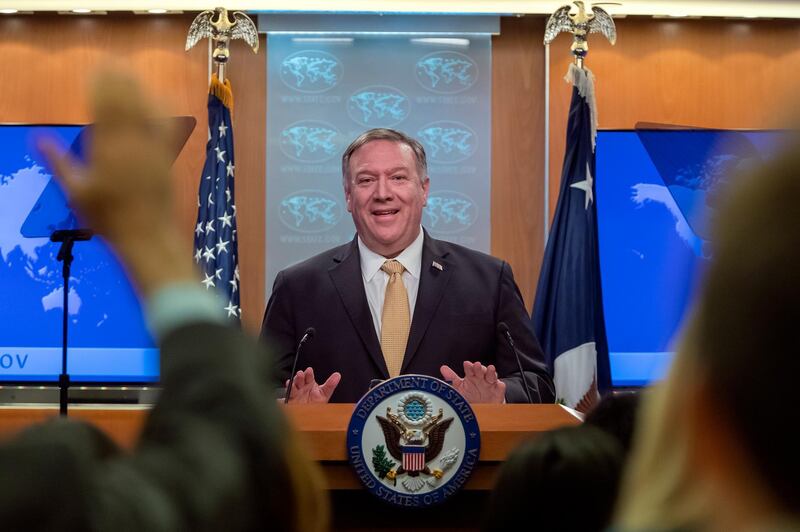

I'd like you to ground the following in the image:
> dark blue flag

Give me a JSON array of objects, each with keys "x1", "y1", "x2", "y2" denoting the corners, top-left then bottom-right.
[
  {"x1": 531, "y1": 65, "x2": 610, "y2": 410},
  {"x1": 193, "y1": 74, "x2": 240, "y2": 321}
]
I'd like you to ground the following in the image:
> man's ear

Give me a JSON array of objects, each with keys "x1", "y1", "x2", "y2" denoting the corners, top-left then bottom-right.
[
  {"x1": 344, "y1": 187, "x2": 352, "y2": 213},
  {"x1": 421, "y1": 176, "x2": 430, "y2": 206}
]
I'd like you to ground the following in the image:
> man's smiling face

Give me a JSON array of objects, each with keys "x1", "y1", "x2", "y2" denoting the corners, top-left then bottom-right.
[{"x1": 344, "y1": 139, "x2": 430, "y2": 258}]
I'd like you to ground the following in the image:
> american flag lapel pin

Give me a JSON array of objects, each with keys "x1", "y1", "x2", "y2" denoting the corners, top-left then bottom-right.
[{"x1": 432, "y1": 261, "x2": 443, "y2": 271}]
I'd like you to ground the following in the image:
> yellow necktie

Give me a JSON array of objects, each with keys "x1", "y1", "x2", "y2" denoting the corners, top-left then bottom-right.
[{"x1": 380, "y1": 259, "x2": 410, "y2": 378}]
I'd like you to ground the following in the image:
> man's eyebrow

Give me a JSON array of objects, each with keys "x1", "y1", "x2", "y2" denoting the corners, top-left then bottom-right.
[{"x1": 355, "y1": 165, "x2": 411, "y2": 176}]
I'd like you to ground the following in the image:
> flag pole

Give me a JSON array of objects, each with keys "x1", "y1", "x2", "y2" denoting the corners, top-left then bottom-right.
[
  {"x1": 185, "y1": 8, "x2": 258, "y2": 321},
  {"x1": 533, "y1": 2, "x2": 617, "y2": 411}
]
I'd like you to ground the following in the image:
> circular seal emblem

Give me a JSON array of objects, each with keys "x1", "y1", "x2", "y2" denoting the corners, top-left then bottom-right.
[
  {"x1": 347, "y1": 375, "x2": 481, "y2": 508},
  {"x1": 417, "y1": 121, "x2": 478, "y2": 164},
  {"x1": 279, "y1": 120, "x2": 343, "y2": 163},
  {"x1": 422, "y1": 190, "x2": 479, "y2": 234},
  {"x1": 279, "y1": 50, "x2": 343, "y2": 93},
  {"x1": 414, "y1": 51, "x2": 479, "y2": 94},
  {"x1": 278, "y1": 189, "x2": 343, "y2": 233},
  {"x1": 346, "y1": 85, "x2": 410, "y2": 128}
]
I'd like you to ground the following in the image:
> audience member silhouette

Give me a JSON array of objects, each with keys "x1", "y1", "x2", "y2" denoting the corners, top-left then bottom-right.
[
  {"x1": 483, "y1": 425, "x2": 624, "y2": 532},
  {"x1": 0, "y1": 69, "x2": 328, "y2": 532},
  {"x1": 585, "y1": 392, "x2": 641, "y2": 455}
]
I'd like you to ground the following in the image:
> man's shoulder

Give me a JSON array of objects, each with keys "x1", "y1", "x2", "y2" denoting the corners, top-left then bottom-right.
[{"x1": 430, "y1": 237, "x2": 505, "y2": 270}]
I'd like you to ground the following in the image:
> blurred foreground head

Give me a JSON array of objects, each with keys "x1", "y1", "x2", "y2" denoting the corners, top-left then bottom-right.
[{"x1": 584, "y1": 391, "x2": 640, "y2": 455}]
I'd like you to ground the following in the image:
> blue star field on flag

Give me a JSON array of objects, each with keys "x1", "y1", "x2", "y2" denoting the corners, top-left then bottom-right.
[
  {"x1": 193, "y1": 74, "x2": 240, "y2": 320},
  {"x1": 531, "y1": 64, "x2": 611, "y2": 410}
]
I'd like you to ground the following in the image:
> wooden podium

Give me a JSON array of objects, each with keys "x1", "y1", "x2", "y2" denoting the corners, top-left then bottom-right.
[
  {"x1": 285, "y1": 403, "x2": 580, "y2": 490},
  {"x1": 287, "y1": 403, "x2": 579, "y2": 530},
  {"x1": 0, "y1": 403, "x2": 579, "y2": 531}
]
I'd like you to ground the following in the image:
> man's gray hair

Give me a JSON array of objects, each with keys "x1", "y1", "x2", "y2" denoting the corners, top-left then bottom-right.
[{"x1": 341, "y1": 128, "x2": 428, "y2": 191}]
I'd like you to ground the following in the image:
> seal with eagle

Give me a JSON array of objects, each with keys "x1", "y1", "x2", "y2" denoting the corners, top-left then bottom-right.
[{"x1": 376, "y1": 406, "x2": 454, "y2": 481}]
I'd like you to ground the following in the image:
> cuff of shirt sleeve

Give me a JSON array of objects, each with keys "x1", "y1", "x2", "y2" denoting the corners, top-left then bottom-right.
[{"x1": 145, "y1": 282, "x2": 226, "y2": 340}]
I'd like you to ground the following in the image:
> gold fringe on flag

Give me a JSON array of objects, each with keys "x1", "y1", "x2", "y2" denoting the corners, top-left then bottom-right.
[{"x1": 209, "y1": 73, "x2": 234, "y2": 113}]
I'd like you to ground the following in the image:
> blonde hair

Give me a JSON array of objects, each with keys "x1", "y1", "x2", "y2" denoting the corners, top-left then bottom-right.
[{"x1": 614, "y1": 324, "x2": 711, "y2": 529}]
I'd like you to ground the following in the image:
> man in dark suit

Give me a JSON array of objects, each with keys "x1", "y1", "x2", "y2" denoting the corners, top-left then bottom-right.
[{"x1": 261, "y1": 128, "x2": 554, "y2": 404}]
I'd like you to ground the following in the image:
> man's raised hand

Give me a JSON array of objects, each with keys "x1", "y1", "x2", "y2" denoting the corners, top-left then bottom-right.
[
  {"x1": 440, "y1": 361, "x2": 506, "y2": 404},
  {"x1": 285, "y1": 367, "x2": 341, "y2": 404}
]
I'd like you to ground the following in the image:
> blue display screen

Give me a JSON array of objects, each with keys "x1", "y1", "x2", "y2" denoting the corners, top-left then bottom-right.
[
  {"x1": 597, "y1": 129, "x2": 784, "y2": 386},
  {"x1": 0, "y1": 125, "x2": 158, "y2": 383}
]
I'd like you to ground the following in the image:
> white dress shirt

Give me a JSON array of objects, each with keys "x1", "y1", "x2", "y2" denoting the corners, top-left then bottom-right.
[{"x1": 358, "y1": 228, "x2": 424, "y2": 340}]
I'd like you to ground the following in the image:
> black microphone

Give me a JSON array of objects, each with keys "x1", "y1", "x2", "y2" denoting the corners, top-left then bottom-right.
[
  {"x1": 498, "y1": 322, "x2": 537, "y2": 404},
  {"x1": 284, "y1": 327, "x2": 315, "y2": 404}
]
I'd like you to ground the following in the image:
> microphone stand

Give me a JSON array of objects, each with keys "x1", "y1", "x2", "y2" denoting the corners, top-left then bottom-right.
[
  {"x1": 503, "y1": 330, "x2": 536, "y2": 404},
  {"x1": 50, "y1": 229, "x2": 93, "y2": 416},
  {"x1": 284, "y1": 327, "x2": 315, "y2": 403}
]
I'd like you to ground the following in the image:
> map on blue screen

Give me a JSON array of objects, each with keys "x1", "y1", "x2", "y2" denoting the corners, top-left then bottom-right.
[
  {"x1": 597, "y1": 129, "x2": 785, "y2": 387},
  {"x1": 0, "y1": 125, "x2": 158, "y2": 383}
]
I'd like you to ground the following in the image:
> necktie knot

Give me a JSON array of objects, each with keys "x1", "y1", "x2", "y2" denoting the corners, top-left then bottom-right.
[{"x1": 381, "y1": 259, "x2": 405, "y2": 276}]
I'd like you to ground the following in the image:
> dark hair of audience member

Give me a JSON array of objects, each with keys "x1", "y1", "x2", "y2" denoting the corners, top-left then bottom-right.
[
  {"x1": 692, "y1": 139, "x2": 800, "y2": 515},
  {"x1": 584, "y1": 392, "x2": 640, "y2": 455},
  {"x1": 482, "y1": 425, "x2": 624, "y2": 532}
]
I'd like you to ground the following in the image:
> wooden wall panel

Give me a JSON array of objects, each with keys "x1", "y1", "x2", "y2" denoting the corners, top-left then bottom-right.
[
  {"x1": 492, "y1": 15, "x2": 547, "y2": 310},
  {"x1": 548, "y1": 18, "x2": 800, "y2": 219},
  {"x1": 12, "y1": 15, "x2": 793, "y2": 334}
]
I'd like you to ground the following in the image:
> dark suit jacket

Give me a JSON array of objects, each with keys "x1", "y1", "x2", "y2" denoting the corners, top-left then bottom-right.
[
  {"x1": 0, "y1": 322, "x2": 297, "y2": 531},
  {"x1": 261, "y1": 233, "x2": 554, "y2": 403}
]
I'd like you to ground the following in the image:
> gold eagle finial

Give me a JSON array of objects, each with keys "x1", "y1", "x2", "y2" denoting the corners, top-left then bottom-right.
[
  {"x1": 544, "y1": 1, "x2": 617, "y2": 68},
  {"x1": 186, "y1": 7, "x2": 259, "y2": 81}
]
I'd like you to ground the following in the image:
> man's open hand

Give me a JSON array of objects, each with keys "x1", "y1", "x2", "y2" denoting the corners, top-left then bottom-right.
[
  {"x1": 285, "y1": 367, "x2": 341, "y2": 404},
  {"x1": 440, "y1": 361, "x2": 506, "y2": 403}
]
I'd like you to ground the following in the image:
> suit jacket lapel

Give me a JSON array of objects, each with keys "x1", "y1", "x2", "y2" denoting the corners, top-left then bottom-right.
[
  {"x1": 402, "y1": 233, "x2": 452, "y2": 372},
  {"x1": 328, "y1": 238, "x2": 388, "y2": 377}
]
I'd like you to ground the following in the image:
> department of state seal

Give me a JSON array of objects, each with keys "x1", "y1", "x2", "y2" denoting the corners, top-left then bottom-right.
[{"x1": 346, "y1": 374, "x2": 481, "y2": 508}]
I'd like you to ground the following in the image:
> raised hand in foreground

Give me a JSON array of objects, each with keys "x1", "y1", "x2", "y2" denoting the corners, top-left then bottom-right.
[{"x1": 40, "y1": 68, "x2": 193, "y2": 297}]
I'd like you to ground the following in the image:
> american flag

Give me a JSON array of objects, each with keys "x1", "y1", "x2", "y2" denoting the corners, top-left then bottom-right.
[
  {"x1": 193, "y1": 74, "x2": 240, "y2": 321},
  {"x1": 531, "y1": 64, "x2": 611, "y2": 412},
  {"x1": 401, "y1": 446, "x2": 426, "y2": 472}
]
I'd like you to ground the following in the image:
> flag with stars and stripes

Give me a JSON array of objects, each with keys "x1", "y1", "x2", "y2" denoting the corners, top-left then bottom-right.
[
  {"x1": 531, "y1": 64, "x2": 611, "y2": 412},
  {"x1": 193, "y1": 74, "x2": 240, "y2": 321}
]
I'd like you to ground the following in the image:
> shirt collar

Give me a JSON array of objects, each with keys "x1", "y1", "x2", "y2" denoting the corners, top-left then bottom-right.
[{"x1": 358, "y1": 227, "x2": 424, "y2": 283}]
